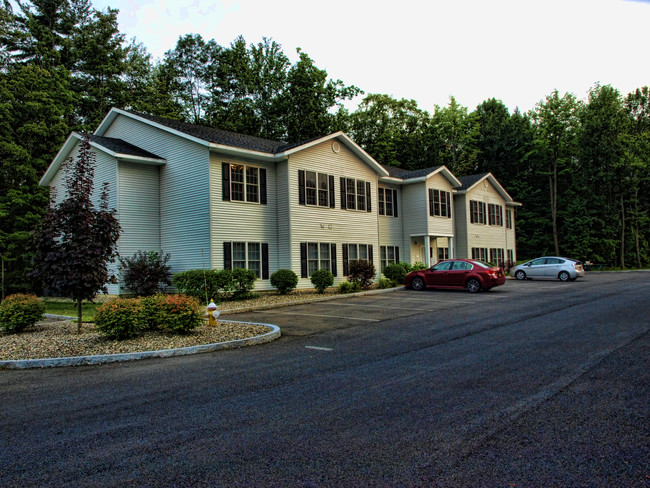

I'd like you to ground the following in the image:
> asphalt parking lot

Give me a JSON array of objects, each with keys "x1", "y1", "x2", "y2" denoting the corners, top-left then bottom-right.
[{"x1": 222, "y1": 277, "x2": 585, "y2": 336}]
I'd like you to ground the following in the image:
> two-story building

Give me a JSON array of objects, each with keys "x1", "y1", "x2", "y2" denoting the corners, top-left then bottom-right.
[{"x1": 41, "y1": 108, "x2": 520, "y2": 293}]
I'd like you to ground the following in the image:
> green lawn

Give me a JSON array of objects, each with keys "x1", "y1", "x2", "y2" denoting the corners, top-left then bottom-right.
[{"x1": 42, "y1": 300, "x2": 102, "y2": 322}]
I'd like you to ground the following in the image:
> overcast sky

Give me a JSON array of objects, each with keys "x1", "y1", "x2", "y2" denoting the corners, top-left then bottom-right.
[{"x1": 91, "y1": 0, "x2": 649, "y2": 114}]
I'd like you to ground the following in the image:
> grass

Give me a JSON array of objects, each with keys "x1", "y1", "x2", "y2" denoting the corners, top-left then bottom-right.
[{"x1": 42, "y1": 299, "x2": 102, "y2": 322}]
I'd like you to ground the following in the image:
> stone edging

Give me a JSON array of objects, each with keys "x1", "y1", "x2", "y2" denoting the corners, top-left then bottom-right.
[{"x1": 0, "y1": 321, "x2": 280, "y2": 370}]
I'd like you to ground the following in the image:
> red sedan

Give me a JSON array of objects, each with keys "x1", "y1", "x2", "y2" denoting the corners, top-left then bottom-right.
[{"x1": 405, "y1": 259, "x2": 506, "y2": 293}]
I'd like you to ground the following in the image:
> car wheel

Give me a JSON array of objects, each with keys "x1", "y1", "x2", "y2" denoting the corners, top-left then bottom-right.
[
  {"x1": 558, "y1": 271, "x2": 570, "y2": 282},
  {"x1": 466, "y1": 278, "x2": 481, "y2": 293},
  {"x1": 411, "y1": 277, "x2": 425, "y2": 291},
  {"x1": 515, "y1": 270, "x2": 526, "y2": 280}
]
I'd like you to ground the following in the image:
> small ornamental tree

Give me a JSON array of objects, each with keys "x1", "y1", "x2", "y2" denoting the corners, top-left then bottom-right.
[
  {"x1": 31, "y1": 135, "x2": 121, "y2": 333},
  {"x1": 119, "y1": 250, "x2": 172, "y2": 296}
]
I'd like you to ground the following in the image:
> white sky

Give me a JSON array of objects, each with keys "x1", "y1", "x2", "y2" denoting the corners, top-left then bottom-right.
[{"x1": 91, "y1": 0, "x2": 650, "y2": 114}]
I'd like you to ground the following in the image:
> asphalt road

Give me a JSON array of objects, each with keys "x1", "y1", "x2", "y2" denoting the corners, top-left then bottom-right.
[{"x1": 1, "y1": 272, "x2": 649, "y2": 487}]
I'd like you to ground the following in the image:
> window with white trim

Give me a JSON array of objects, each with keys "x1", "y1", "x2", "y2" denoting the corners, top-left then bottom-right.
[
  {"x1": 506, "y1": 209, "x2": 513, "y2": 229},
  {"x1": 233, "y1": 242, "x2": 262, "y2": 277},
  {"x1": 341, "y1": 177, "x2": 371, "y2": 212},
  {"x1": 438, "y1": 247, "x2": 449, "y2": 261},
  {"x1": 380, "y1": 245, "x2": 399, "y2": 272},
  {"x1": 470, "y1": 200, "x2": 487, "y2": 224},
  {"x1": 489, "y1": 248, "x2": 505, "y2": 266},
  {"x1": 488, "y1": 203, "x2": 503, "y2": 226},
  {"x1": 230, "y1": 164, "x2": 259, "y2": 203},
  {"x1": 429, "y1": 189, "x2": 451, "y2": 218},
  {"x1": 300, "y1": 242, "x2": 337, "y2": 277},
  {"x1": 471, "y1": 247, "x2": 488, "y2": 262}
]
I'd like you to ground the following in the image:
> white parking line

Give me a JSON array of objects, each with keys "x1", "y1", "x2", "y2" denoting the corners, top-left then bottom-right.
[
  {"x1": 390, "y1": 297, "x2": 477, "y2": 304},
  {"x1": 254, "y1": 310, "x2": 380, "y2": 322},
  {"x1": 329, "y1": 302, "x2": 431, "y2": 311},
  {"x1": 305, "y1": 346, "x2": 333, "y2": 351}
]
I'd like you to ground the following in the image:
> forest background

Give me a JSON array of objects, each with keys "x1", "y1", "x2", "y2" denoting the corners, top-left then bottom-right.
[{"x1": 1, "y1": 0, "x2": 648, "y2": 296}]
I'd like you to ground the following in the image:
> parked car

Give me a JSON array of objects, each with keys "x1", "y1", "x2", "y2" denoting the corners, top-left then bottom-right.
[
  {"x1": 405, "y1": 259, "x2": 506, "y2": 293},
  {"x1": 511, "y1": 257, "x2": 585, "y2": 281}
]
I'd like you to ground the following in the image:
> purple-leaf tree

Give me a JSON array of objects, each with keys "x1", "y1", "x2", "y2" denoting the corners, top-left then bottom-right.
[{"x1": 31, "y1": 135, "x2": 121, "y2": 333}]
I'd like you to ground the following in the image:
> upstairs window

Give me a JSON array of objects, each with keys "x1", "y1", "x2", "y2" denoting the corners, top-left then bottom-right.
[
  {"x1": 470, "y1": 200, "x2": 486, "y2": 224},
  {"x1": 488, "y1": 203, "x2": 503, "y2": 226},
  {"x1": 429, "y1": 189, "x2": 451, "y2": 218},
  {"x1": 378, "y1": 188, "x2": 398, "y2": 217},
  {"x1": 506, "y1": 209, "x2": 513, "y2": 229},
  {"x1": 340, "y1": 177, "x2": 372, "y2": 212},
  {"x1": 299, "y1": 170, "x2": 335, "y2": 208},
  {"x1": 222, "y1": 163, "x2": 267, "y2": 204}
]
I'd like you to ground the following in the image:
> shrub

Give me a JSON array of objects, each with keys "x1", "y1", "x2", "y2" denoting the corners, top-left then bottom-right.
[
  {"x1": 337, "y1": 280, "x2": 362, "y2": 294},
  {"x1": 347, "y1": 260, "x2": 376, "y2": 290},
  {"x1": 231, "y1": 268, "x2": 257, "y2": 297},
  {"x1": 383, "y1": 263, "x2": 408, "y2": 284},
  {"x1": 172, "y1": 269, "x2": 233, "y2": 302},
  {"x1": 310, "y1": 269, "x2": 334, "y2": 293},
  {"x1": 94, "y1": 298, "x2": 143, "y2": 340},
  {"x1": 139, "y1": 293, "x2": 167, "y2": 330},
  {"x1": 270, "y1": 269, "x2": 298, "y2": 294},
  {"x1": 376, "y1": 277, "x2": 397, "y2": 289},
  {"x1": 119, "y1": 250, "x2": 172, "y2": 296},
  {"x1": 156, "y1": 294, "x2": 203, "y2": 334},
  {"x1": 411, "y1": 261, "x2": 428, "y2": 271},
  {"x1": 0, "y1": 294, "x2": 45, "y2": 332}
]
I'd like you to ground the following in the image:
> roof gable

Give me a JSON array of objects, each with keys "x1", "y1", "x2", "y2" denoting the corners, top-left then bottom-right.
[
  {"x1": 454, "y1": 172, "x2": 520, "y2": 206},
  {"x1": 379, "y1": 164, "x2": 461, "y2": 187}
]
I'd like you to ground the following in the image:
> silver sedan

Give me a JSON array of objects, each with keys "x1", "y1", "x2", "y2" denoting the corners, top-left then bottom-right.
[{"x1": 512, "y1": 257, "x2": 585, "y2": 281}]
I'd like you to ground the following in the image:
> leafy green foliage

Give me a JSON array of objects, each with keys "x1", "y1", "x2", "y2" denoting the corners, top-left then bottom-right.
[
  {"x1": 172, "y1": 269, "x2": 234, "y2": 302},
  {"x1": 310, "y1": 269, "x2": 334, "y2": 294},
  {"x1": 94, "y1": 298, "x2": 143, "y2": 340},
  {"x1": 0, "y1": 293, "x2": 45, "y2": 332},
  {"x1": 30, "y1": 135, "x2": 121, "y2": 333},
  {"x1": 138, "y1": 293, "x2": 167, "y2": 330},
  {"x1": 270, "y1": 269, "x2": 298, "y2": 294},
  {"x1": 155, "y1": 294, "x2": 203, "y2": 335},
  {"x1": 347, "y1": 260, "x2": 376, "y2": 290},
  {"x1": 382, "y1": 263, "x2": 408, "y2": 284},
  {"x1": 337, "y1": 281, "x2": 362, "y2": 294},
  {"x1": 119, "y1": 250, "x2": 172, "y2": 297},
  {"x1": 231, "y1": 268, "x2": 258, "y2": 297},
  {"x1": 376, "y1": 277, "x2": 397, "y2": 289}
]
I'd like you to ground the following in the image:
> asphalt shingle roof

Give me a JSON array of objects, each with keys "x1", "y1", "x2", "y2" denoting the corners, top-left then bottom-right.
[
  {"x1": 89, "y1": 135, "x2": 164, "y2": 160},
  {"x1": 382, "y1": 165, "x2": 442, "y2": 179},
  {"x1": 455, "y1": 173, "x2": 490, "y2": 190},
  {"x1": 126, "y1": 111, "x2": 291, "y2": 154}
]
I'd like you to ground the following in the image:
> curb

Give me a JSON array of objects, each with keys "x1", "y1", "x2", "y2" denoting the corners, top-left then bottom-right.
[{"x1": 0, "y1": 321, "x2": 281, "y2": 370}]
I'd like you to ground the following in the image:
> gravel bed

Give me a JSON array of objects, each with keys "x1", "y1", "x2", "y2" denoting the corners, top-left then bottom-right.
[{"x1": 0, "y1": 289, "x2": 343, "y2": 361}]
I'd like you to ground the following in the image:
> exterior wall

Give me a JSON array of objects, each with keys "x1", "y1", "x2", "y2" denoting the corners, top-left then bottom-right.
[
  {"x1": 425, "y1": 173, "x2": 455, "y2": 238},
  {"x1": 377, "y1": 183, "x2": 403, "y2": 249},
  {"x1": 287, "y1": 140, "x2": 380, "y2": 288},
  {"x1": 103, "y1": 115, "x2": 211, "y2": 275},
  {"x1": 453, "y1": 197, "x2": 469, "y2": 258},
  {"x1": 209, "y1": 154, "x2": 278, "y2": 290},
  {"x1": 401, "y1": 181, "x2": 428, "y2": 261},
  {"x1": 455, "y1": 179, "x2": 514, "y2": 262}
]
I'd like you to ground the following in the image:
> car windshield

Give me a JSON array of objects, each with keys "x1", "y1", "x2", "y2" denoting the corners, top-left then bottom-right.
[{"x1": 469, "y1": 260, "x2": 490, "y2": 268}]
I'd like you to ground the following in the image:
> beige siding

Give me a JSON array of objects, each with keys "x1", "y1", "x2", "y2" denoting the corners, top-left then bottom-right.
[
  {"x1": 287, "y1": 140, "x2": 380, "y2": 287},
  {"x1": 378, "y1": 184, "x2": 403, "y2": 244},
  {"x1": 276, "y1": 160, "x2": 291, "y2": 270}
]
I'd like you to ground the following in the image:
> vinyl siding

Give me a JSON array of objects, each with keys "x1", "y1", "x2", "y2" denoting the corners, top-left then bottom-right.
[
  {"x1": 378, "y1": 184, "x2": 403, "y2": 247},
  {"x1": 209, "y1": 155, "x2": 278, "y2": 290},
  {"x1": 103, "y1": 115, "x2": 210, "y2": 275},
  {"x1": 425, "y1": 173, "x2": 454, "y2": 238},
  {"x1": 453, "y1": 197, "x2": 469, "y2": 258},
  {"x1": 287, "y1": 140, "x2": 380, "y2": 287},
  {"x1": 276, "y1": 160, "x2": 291, "y2": 270}
]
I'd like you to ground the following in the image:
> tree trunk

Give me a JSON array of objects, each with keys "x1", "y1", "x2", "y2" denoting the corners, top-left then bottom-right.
[
  {"x1": 76, "y1": 299, "x2": 83, "y2": 335},
  {"x1": 550, "y1": 159, "x2": 560, "y2": 256},
  {"x1": 620, "y1": 193, "x2": 625, "y2": 270}
]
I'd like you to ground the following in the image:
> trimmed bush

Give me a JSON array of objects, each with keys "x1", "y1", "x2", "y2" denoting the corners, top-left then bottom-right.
[
  {"x1": 338, "y1": 280, "x2": 362, "y2": 294},
  {"x1": 310, "y1": 269, "x2": 334, "y2": 293},
  {"x1": 231, "y1": 268, "x2": 257, "y2": 297},
  {"x1": 172, "y1": 269, "x2": 233, "y2": 302},
  {"x1": 376, "y1": 277, "x2": 397, "y2": 289},
  {"x1": 0, "y1": 294, "x2": 45, "y2": 332},
  {"x1": 383, "y1": 263, "x2": 408, "y2": 284},
  {"x1": 119, "y1": 250, "x2": 172, "y2": 296},
  {"x1": 95, "y1": 298, "x2": 143, "y2": 340},
  {"x1": 139, "y1": 293, "x2": 167, "y2": 330},
  {"x1": 411, "y1": 261, "x2": 428, "y2": 271},
  {"x1": 348, "y1": 260, "x2": 376, "y2": 290},
  {"x1": 156, "y1": 294, "x2": 203, "y2": 334},
  {"x1": 270, "y1": 269, "x2": 298, "y2": 294}
]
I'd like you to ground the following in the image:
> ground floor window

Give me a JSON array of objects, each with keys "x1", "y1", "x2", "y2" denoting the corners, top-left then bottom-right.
[
  {"x1": 300, "y1": 242, "x2": 337, "y2": 278},
  {"x1": 471, "y1": 247, "x2": 488, "y2": 262},
  {"x1": 224, "y1": 241, "x2": 269, "y2": 278},
  {"x1": 438, "y1": 247, "x2": 449, "y2": 261},
  {"x1": 489, "y1": 248, "x2": 505, "y2": 266},
  {"x1": 380, "y1": 245, "x2": 400, "y2": 272},
  {"x1": 507, "y1": 249, "x2": 514, "y2": 264},
  {"x1": 342, "y1": 243, "x2": 374, "y2": 275}
]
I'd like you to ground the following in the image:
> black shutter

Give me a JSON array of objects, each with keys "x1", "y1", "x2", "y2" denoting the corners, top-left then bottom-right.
[
  {"x1": 223, "y1": 242, "x2": 232, "y2": 269},
  {"x1": 378, "y1": 188, "x2": 384, "y2": 216},
  {"x1": 262, "y1": 243, "x2": 269, "y2": 279},
  {"x1": 329, "y1": 175, "x2": 335, "y2": 208},
  {"x1": 330, "y1": 243, "x2": 337, "y2": 277},
  {"x1": 298, "y1": 170, "x2": 306, "y2": 205},
  {"x1": 300, "y1": 243, "x2": 307, "y2": 278},
  {"x1": 368, "y1": 245, "x2": 373, "y2": 263},
  {"x1": 446, "y1": 191, "x2": 451, "y2": 218},
  {"x1": 222, "y1": 163, "x2": 231, "y2": 201},
  {"x1": 429, "y1": 189, "x2": 434, "y2": 216},
  {"x1": 260, "y1": 168, "x2": 267, "y2": 205},
  {"x1": 366, "y1": 181, "x2": 371, "y2": 212},
  {"x1": 393, "y1": 189, "x2": 398, "y2": 218},
  {"x1": 395, "y1": 247, "x2": 400, "y2": 263},
  {"x1": 342, "y1": 244, "x2": 349, "y2": 276},
  {"x1": 340, "y1": 177, "x2": 347, "y2": 209}
]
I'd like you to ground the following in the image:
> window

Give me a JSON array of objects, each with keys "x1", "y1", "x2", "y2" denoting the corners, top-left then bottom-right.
[
  {"x1": 299, "y1": 170, "x2": 334, "y2": 208},
  {"x1": 342, "y1": 243, "x2": 374, "y2": 275},
  {"x1": 380, "y1": 245, "x2": 399, "y2": 272},
  {"x1": 506, "y1": 209, "x2": 513, "y2": 229},
  {"x1": 300, "y1": 242, "x2": 337, "y2": 277},
  {"x1": 438, "y1": 247, "x2": 449, "y2": 261},
  {"x1": 489, "y1": 248, "x2": 505, "y2": 266},
  {"x1": 341, "y1": 177, "x2": 371, "y2": 212},
  {"x1": 470, "y1": 200, "x2": 486, "y2": 224},
  {"x1": 507, "y1": 249, "x2": 514, "y2": 263},
  {"x1": 222, "y1": 163, "x2": 266, "y2": 204},
  {"x1": 429, "y1": 189, "x2": 451, "y2": 218},
  {"x1": 379, "y1": 188, "x2": 398, "y2": 217},
  {"x1": 224, "y1": 241, "x2": 269, "y2": 279},
  {"x1": 471, "y1": 247, "x2": 488, "y2": 262},
  {"x1": 488, "y1": 204, "x2": 503, "y2": 226}
]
